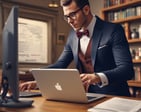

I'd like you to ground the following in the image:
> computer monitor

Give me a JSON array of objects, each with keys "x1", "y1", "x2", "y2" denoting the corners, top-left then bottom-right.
[{"x1": 0, "y1": 6, "x2": 33, "y2": 108}]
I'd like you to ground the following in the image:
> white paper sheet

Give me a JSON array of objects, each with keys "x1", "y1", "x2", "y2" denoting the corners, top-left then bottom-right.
[{"x1": 88, "y1": 97, "x2": 141, "y2": 112}]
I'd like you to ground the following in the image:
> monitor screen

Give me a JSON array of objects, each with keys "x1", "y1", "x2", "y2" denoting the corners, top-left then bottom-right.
[
  {"x1": 1, "y1": 6, "x2": 33, "y2": 108},
  {"x1": 2, "y1": 6, "x2": 19, "y2": 101}
]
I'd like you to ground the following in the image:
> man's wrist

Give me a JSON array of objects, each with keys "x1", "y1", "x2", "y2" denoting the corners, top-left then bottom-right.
[
  {"x1": 95, "y1": 73, "x2": 102, "y2": 85},
  {"x1": 94, "y1": 72, "x2": 109, "y2": 87}
]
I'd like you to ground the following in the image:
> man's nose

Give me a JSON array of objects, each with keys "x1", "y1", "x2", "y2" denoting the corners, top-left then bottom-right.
[{"x1": 67, "y1": 17, "x2": 73, "y2": 24}]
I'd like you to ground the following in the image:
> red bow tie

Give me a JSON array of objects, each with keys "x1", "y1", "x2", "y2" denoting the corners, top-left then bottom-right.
[{"x1": 76, "y1": 30, "x2": 89, "y2": 38}]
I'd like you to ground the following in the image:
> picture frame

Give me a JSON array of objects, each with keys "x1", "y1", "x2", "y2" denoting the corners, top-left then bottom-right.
[
  {"x1": 57, "y1": 33, "x2": 66, "y2": 44},
  {"x1": 18, "y1": 17, "x2": 49, "y2": 64}
]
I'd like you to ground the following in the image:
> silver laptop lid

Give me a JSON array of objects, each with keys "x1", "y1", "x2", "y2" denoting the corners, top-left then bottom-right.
[{"x1": 31, "y1": 69, "x2": 89, "y2": 103}]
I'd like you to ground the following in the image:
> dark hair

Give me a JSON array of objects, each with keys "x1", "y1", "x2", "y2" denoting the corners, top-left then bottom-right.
[{"x1": 60, "y1": 0, "x2": 89, "y2": 8}]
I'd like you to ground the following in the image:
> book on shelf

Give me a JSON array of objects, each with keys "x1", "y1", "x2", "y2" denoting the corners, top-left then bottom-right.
[
  {"x1": 133, "y1": 66, "x2": 141, "y2": 81},
  {"x1": 106, "y1": 6, "x2": 141, "y2": 22},
  {"x1": 136, "y1": 6, "x2": 141, "y2": 16}
]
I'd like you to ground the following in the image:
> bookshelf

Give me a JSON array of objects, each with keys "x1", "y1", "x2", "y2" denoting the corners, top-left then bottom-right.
[
  {"x1": 101, "y1": 0, "x2": 141, "y2": 96},
  {"x1": 101, "y1": 0, "x2": 141, "y2": 40}
]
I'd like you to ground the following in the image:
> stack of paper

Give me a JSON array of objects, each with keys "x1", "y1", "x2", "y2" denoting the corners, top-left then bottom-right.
[{"x1": 88, "y1": 97, "x2": 141, "y2": 112}]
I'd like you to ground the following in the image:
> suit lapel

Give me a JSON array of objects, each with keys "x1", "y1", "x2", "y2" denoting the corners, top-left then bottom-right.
[
  {"x1": 72, "y1": 32, "x2": 79, "y2": 65},
  {"x1": 91, "y1": 17, "x2": 103, "y2": 67}
]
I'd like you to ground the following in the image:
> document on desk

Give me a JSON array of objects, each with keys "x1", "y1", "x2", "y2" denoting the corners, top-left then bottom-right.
[{"x1": 88, "y1": 97, "x2": 141, "y2": 112}]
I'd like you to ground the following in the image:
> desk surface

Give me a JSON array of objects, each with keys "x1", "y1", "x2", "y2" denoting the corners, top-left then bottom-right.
[{"x1": 0, "y1": 96, "x2": 141, "y2": 112}]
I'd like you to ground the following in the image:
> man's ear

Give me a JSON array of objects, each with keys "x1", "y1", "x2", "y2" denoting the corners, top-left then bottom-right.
[{"x1": 82, "y1": 5, "x2": 90, "y2": 15}]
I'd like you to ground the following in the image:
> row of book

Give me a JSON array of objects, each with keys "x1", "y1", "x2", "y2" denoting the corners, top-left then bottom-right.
[
  {"x1": 104, "y1": 0, "x2": 133, "y2": 8},
  {"x1": 133, "y1": 66, "x2": 141, "y2": 81},
  {"x1": 106, "y1": 6, "x2": 141, "y2": 22}
]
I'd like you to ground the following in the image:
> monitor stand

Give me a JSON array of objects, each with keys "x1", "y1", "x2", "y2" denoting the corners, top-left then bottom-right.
[
  {"x1": 0, "y1": 77, "x2": 33, "y2": 108},
  {"x1": 0, "y1": 96, "x2": 33, "y2": 108}
]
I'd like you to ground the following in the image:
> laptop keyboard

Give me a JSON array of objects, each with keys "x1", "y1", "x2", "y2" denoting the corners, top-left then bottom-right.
[
  {"x1": 19, "y1": 91, "x2": 42, "y2": 98},
  {"x1": 87, "y1": 96, "x2": 96, "y2": 100}
]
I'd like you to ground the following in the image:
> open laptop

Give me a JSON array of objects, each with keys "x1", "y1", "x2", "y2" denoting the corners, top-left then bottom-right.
[{"x1": 31, "y1": 68, "x2": 105, "y2": 103}]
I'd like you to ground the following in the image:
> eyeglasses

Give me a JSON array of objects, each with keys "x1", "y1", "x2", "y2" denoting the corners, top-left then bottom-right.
[{"x1": 64, "y1": 8, "x2": 82, "y2": 21}]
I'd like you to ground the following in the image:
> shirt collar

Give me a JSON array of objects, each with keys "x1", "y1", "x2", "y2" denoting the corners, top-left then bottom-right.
[{"x1": 87, "y1": 15, "x2": 96, "y2": 38}]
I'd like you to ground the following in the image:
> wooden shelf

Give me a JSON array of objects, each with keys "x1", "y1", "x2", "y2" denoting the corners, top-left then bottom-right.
[
  {"x1": 128, "y1": 38, "x2": 141, "y2": 43},
  {"x1": 128, "y1": 80, "x2": 141, "y2": 87},
  {"x1": 102, "y1": 0, "x2": 141, "y2": 12},
  {"x1": 133, "y1": 59, "x2": 141, "y2": 63},
  {"x1": 111, "y1": 16, "x2": 141, "y2": 24}
]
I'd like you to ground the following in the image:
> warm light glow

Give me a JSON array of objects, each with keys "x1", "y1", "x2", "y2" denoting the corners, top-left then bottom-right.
[{"x1": 48, "y1": 0, "x2": 59, "y2": 8}]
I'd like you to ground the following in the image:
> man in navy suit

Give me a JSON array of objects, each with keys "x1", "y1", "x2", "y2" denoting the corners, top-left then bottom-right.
[{"x1": 20, "y1": 0, "x2": 134, "y2": 96}]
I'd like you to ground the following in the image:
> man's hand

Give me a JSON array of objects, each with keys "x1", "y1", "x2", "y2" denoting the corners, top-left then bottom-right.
[
  {"x1": 19, "y1": 81, "x2": 37, "y2": 91},
  {"x1": 80, "y1": 73, "x2": 101, "y2": 92}
]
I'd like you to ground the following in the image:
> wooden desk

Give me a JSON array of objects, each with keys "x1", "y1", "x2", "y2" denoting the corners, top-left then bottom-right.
[{"x1": 0, "y1": 96, "x2": 141, "y2": 112}]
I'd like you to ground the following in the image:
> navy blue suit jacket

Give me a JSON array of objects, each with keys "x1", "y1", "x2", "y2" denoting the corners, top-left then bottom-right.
[{"x1": 47, "y1": 16, "x2": 134, "y2": 96}]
